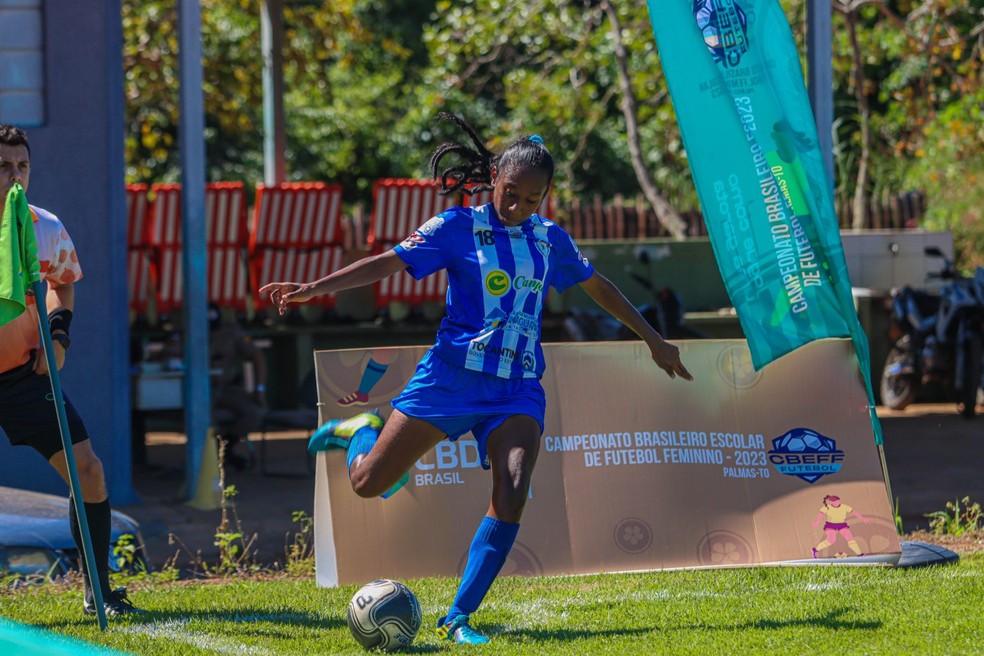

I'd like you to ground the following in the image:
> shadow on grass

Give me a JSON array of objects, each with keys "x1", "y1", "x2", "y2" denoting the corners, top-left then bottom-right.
[
  {"x1": 672, "y1": 607, "x2": 881, "y2": 633},
  {"x1": 496, "y1": 626, "x2": 654, "y2": 641},
  {"x1": 746, "y1": 608, "x2": 881, "y2": 631},
  {"x1": 42, "y1": 608, "x2": 345, "y2": 633},
  {"x1": 391, "y1": 645, "x2": 442, "y2": 654}
]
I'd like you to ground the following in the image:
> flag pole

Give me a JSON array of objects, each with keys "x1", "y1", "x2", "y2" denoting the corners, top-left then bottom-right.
[
  {"x1": 3, "y1": 184, "x2": 106, "y2": 628},
  {"x1": 31, "y1": 273, "x2": 108, "y2": 631}
]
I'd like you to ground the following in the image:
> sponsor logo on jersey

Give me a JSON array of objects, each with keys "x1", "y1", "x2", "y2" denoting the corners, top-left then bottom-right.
[
  {"x1": 485, "y1": 270, "x2": 510, "y2": 296},
  {"x1": 513, "y1": 275, "x2": 545, "y2": 295},
  {"x1": 568, "y1": 234, "x2": 591, "y2": 267},
  {"x1": 483, "y1": 309, "x2": 539, "y2": 338},
  {"x1": 417, "y1": 216, "x2": 445, "y2": 235},
  {"x1": 470, "y1": 340, "x2": 517, "y2": 362},
  {"x1": 400, "y1": 233, "x2": 425, "y2": 249},
  {"x1": 483, "y1": 308, "x2": 509, "y2": 330}
]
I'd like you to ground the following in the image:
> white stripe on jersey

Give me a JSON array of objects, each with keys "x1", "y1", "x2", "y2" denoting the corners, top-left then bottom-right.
[
  {"x1": 496, "y1": 227, "x2": 531, "y2": 379},
  {"x1": 466, "y1": 209, "x2": 502, "y2": 374}
]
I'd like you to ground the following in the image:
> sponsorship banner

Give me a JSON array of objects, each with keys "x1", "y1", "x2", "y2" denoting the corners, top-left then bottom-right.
[
  {"x1": 313, "y1": 340, "x2": 899, "y2": 588},
  {"x1": 644, "y1": 1, "x2": 874, "y2": 396},
  {"x1": 0, "y1": 618, "x2": 131, "y2": 656}
]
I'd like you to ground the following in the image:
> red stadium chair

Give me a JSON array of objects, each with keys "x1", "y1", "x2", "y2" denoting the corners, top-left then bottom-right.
[
  {"x1": 146, "y1": 182, "x2": 251, "y2": 313},
  {"x1": 126, "y1": 184, "x2": 154, "y2": 314},
  {"x1": 249, "y1": 182, "x2": 346, "y2": 309},
  {"x1": 368, "y1": 179, "x2": 452, "y2": 309}
]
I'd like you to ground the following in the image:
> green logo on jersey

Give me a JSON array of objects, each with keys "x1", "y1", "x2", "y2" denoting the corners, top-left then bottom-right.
[
  {"x1": 485, "y1": 270, "x2": 510, "y2": 296},
  {"x1": 513, "y1": 275, "x2": 545, "y2": 294}
]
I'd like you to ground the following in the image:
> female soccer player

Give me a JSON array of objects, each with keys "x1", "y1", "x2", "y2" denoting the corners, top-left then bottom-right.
[{"x1": 259, "y1": 113, "x2": 692, "y2": 644}]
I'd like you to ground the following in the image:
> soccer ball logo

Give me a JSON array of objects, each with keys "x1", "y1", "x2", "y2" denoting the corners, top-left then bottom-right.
[
  {"x1": 692, "y1": 0, "x2": 750, "y2": 67},
  {"x1": 347, "y1": 579, "x2": 422, "y2": 652},
  {"x1": 768, "y1": 428, "x2": 845, "y2": 484},
  {"x1": 775, "y1": 428, "x2": 836, "y2": 454}
]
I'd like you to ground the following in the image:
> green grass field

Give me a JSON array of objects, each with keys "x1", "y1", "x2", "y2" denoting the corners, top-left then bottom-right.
[{"x1": 2, "y1": 553, "x2": 983, "y2": 655}]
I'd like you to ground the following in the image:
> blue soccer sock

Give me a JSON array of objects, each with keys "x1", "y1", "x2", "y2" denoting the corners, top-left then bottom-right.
[
  {"x1": 447, "y1": 516, "x2": 519, "y2": 620},
  {"x1": 343, "y1": 420, "x2": 407, "y2": 499},
  {"x1": 346, "y1": 426, "x2": 380, "y2": 470}
]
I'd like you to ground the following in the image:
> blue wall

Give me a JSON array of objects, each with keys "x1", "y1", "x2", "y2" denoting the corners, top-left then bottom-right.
[{"x1": 0, "y1": 1, "x2": 136, "y2": 503}]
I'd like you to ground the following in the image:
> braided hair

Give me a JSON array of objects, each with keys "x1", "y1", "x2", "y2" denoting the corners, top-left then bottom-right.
[{"x1": 429, "y1": 112, "x2": 554, "y2": 197}]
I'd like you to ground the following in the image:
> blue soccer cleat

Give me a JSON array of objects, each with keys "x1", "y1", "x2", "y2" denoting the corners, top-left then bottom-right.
[
  {"x1": 307, "y1": 419, "x2": 342, "y2": 455},
  {"x1": 436, "y1": 614, "x2": 490, "y2": 645},
  {"x1": 307, "y1": 411, "x2": 383, "y2": 455}
]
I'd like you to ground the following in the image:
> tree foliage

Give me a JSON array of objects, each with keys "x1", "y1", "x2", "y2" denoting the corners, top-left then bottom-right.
[
  {"x1": 122, "y1": 0, "x2": 265, "y2": 184},
  {"x1": 828, "y1": 0, "x2": 983, "y2": 267},
  {"x1": 121, "y1": 0, "x2": 983, "y2": 260}
]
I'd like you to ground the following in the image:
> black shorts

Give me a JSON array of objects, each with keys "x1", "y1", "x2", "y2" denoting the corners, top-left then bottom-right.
[{"x1": 0, "y1": 358, "x2": 90, "y2": 461}]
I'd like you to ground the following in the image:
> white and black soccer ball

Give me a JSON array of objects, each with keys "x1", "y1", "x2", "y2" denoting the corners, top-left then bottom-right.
[{"x1": 347, "y1": 579, "x2": 422, "y2": 652}]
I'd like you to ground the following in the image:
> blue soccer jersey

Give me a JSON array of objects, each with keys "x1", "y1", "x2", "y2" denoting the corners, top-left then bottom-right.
[{"x1": 393, "y1": 202, "x2": 594, "y2": 379}]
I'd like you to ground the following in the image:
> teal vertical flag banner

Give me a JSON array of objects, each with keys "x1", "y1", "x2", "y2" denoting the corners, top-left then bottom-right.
[{"x1": 646, "y1": 0, "x2": 882, "y2": 443}]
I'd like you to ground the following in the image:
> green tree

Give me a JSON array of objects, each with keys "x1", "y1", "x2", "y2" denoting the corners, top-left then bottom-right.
[
  {"x1": 282, "y1": 0, "x2": 438, "y2": 201},
  {"x1": 122, "y1": 0, "x2": 265, "y2": 184},
  {"x1": 122, "y1": 0, "x2": 436, "y2": 204},
  {"x1": 422, "y1": 0, "x2": 696, "y2": 232},
  {"x1": 828, "y1": 0, "x2": 982, "y2": 265},
  {"x1": 120, "y1": 0, "x2": 983, "y2": 263}
]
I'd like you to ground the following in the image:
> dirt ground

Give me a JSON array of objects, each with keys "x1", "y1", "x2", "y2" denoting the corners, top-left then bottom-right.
[
  {"x1": 119, "y1": 403, "x2": 984, "y2": 569},
  {"x1": 878, "y1": 404, "x2": 984, "y2": 536}
]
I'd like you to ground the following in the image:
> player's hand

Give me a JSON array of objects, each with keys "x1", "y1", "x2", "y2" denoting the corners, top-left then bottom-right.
[
  {"x1": 33, "y1": 341, "x2": 66, "y2": 375},
  {"x1": 258, "y1": 281, "x2": 314, "y2": 315},
  {"x1": 649, "y1": 337, "x2": 693, "y2": 381}
]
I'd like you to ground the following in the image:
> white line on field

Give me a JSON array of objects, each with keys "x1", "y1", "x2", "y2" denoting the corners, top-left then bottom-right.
[
  {"x1": 123, "y1": 619, "x2": 274, "y2": 655},
  {"x1": 488, "y1": 587, "x2": 726, "y2": 628},
  {"x1": 803, "y1": 582, "x2": 844, "y2": 591}
]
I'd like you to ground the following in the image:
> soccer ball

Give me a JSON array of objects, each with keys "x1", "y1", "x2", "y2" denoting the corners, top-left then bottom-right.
[{"x1": 347, "y1": 579, "x2": 422, "y2": 652}]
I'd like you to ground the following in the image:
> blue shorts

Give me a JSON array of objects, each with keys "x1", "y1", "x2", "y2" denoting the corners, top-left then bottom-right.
[{"x1": 392, "y1": 349, "x2": 545, "y2": 469}]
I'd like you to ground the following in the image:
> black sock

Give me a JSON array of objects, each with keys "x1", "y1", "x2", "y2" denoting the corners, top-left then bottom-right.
[{"x1": 69, "y1": 498, "x2": 112, "y2": 597}]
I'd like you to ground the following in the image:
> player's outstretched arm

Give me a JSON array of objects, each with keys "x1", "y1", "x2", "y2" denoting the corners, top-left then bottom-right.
[
  {"x1": 578, "y1": 272, "x2": 693, "y2": 381},
  {"x1": 850, "y1": 508, "x2": 872, "y2": 524},
  {"x1": 259, "y1": 250, "x2": 408, "y2": 316}
]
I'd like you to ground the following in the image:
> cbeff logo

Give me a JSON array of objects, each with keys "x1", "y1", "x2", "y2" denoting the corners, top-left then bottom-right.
[
  {"x1": 768, "y1": 428, "x2": 845, "y2": 484},
  {"x1": 485, "y1": 270, "x2": 510, "y2": 296},
  {"x1": 693, "y1": 0, "x2": 749, "y2": 68}
]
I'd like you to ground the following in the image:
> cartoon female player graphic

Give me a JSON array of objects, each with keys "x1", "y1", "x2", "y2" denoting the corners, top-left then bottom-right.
[{"x1": 811, "y1": 495, "x2": 872, "y2": 558}]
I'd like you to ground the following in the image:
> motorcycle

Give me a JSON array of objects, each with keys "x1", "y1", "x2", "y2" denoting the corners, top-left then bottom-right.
[
  {"x1": 563, "y1": 266, "x2": 705, "y2": 343},
  {"x1": 880, "y1": 247, "x2": 984, "y2": 418}
]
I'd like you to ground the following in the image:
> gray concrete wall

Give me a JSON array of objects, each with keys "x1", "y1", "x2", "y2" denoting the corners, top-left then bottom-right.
[
  {"x1": 558, "y1": 231, "x2": 955, "y2": 315},
  {"x1": 0, "y1": 1, "x2": 135, "y2": 502}
]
